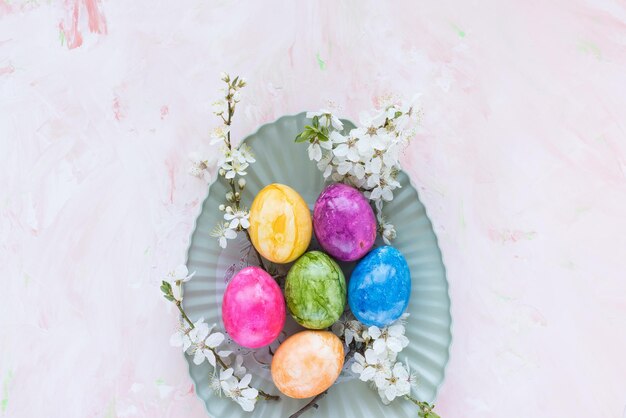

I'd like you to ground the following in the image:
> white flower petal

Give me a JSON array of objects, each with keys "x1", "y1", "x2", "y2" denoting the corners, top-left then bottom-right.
[
  {"x1": 193, "y1": 350, "x2": 205, "y2": 365},
  {"x1": 238, "y1": 373, "x2": 252, "y2": 388},
  {"x1": 351, "y1": 363, "x2": 364, "y2": 374},
  {"x1": 331, "y1": 116, "x2": 344, "y2": 130},
  {"x1": 353, "y1": 352, "x2": 365, "y2": 365},
  {"x1": 242, "y1": 387, "x2": 258, "y2": 399},
  {"x1": 337, "y1": 161, "x2": 352, "y2": 175},
  {"x1": 393, "y1": 362, "x2": 409, "y2": 379},
  {"x1": 382, "y1": 187, "x2": 394, "y2": 201},
  {"x1": 373, "y1": 338, "x2": 387, "y2": 355},
  {"x1": 388, "y1": 324, "x2": 404, "y2": 336},
  {"x1": 385, "y1": 385, "x2": 397, "y2": 401},
  {"x1": 220, "y1": 368, "x2": 234, "y2": 381},
  {"x1": 333, "y1": 144, "x2": 349, "y2": 157},
  {"x1": 364, "y1": 349, "x2": 379, "y2": 364},
  {"x1": 182, "y1": 336, "x2": 192, "y2": 352},
  {"x1": 171, "y1": 284, "x2": 183, "y2": 301},
  {"x1": 368, "y1": 326, "x2": 381, "y2": 339},
  {"x1": 370, "y1": 187, "x2": 383, "y2": 200},
  {"x1": 308, "y1": 143, "x2": 322, "y2": 162},
  {"x1": 237, "y1": 397, "x2": 256, "y2": 412},
  {"x1": 195, "y1": 322, "x2": 210, "y2": 341},
  {"x1": 174, "y1": 265, "x2": 189, "y2": 279},
  {"x1": 205, "y1": 349, "x2": 216, "y2": 367},
  {"x1": 330, "y1": 131, "x2": 346, "y2": 143},
  {"x1": 387, "y1": 337, "x2": 404, "y2": 353},
  {"x1": 205, "y1": 332, "x2": 225, "y2": 348},
  {"x1": 360, "y1": 367, "x2": 376, "y2": 381}
]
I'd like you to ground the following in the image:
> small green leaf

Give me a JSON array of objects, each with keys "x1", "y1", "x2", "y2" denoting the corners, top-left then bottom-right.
[
  {"x1": 163, "y1": 294, "x2": 175, "y2": 302},
  {"x1": 395, "y1": 111, "x2": 403, "y2": 118},
  {"x1": 232, "y1": 76, "x2": 239, "y2": 86},
  {"x1": 312, "y1": 115, "x2": 320, "y2": 127},
  {"x1": 160, "y1": 281, "x2": 172, "y2": 295},
  {"x1": 296, "y1": 128, "x2": 317, "y2": 143}
]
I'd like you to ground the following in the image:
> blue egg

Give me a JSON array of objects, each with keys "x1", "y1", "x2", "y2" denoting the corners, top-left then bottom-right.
[{"x1": 348, "y1": 246, "x2": 411, "y2": 327}]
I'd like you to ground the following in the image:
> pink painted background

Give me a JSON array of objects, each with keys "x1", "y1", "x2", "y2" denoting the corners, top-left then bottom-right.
[{"x1": 2, "y1": 1, "x2": 626, "y2": 417}]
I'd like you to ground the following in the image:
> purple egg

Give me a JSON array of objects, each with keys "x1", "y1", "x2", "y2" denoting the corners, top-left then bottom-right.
[{"x1": 313, "y1": 183, "x2": 377, "y2": 261}]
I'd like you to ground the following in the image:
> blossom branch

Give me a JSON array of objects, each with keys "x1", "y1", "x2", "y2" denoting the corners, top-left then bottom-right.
[
  {"x1": 162, "y1": 264, "x2": 279, "y2": 411},
  {"x1": 296, "y1": 98, "x2": 422, "y2": 245}
]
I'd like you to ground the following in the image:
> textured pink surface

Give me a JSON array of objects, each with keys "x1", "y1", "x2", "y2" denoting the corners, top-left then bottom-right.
[
  {"x1": 1, "y1": 1, "x2": 626, "y2": 417},
  {"x1": 222, "y1": 267, "x2": 285, "y2": 349}
]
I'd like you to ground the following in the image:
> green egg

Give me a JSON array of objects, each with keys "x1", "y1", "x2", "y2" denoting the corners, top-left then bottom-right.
[{"x1": 285, "y1": 251, "x2": 346, "y2": 329}]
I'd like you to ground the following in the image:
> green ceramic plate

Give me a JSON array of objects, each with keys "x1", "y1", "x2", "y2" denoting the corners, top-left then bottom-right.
[{"x1": 183, "y1": 113, "x2": 451, "y2": 418}]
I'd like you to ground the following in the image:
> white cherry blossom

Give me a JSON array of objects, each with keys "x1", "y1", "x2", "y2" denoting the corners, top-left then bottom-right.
[
  {"x1": 219, "y1": 369, "x2": 259, "y2": 412},
  {"x1": 211, "y1": 223, "x2": 237, "y2": 248},
  {"x1": 192, "y1": 325, "x2": 226, "y2": 367},
  {"x1": 224, "y1": 209, "x2": 250, "y2": 230},
  {"x1": 170, "y1": 321, "x2": 193, "y2": 352},
  {"x1": 351, "y1": 348, "x2": 391, "y2": 385},
  {"x1": 210, "y1": 125, "x2": 230, "y2": 145},
  {"x1": 222, "y1": 159, "x2": 248, "y2": 179},
  {"x1": 166, "y1": 265, "x2": 195, "y2": 301},
  {"x1": 377, "y1": 362, "x2": 412, "y2": 404}
]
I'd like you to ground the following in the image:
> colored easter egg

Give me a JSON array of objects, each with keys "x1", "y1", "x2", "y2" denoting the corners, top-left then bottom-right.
[
  {"x1": 222, "y1": 266, "x2": 286, "y2": 348},
  {"x1": 285, "y1": 251, "x2": 346, "y2": 329},
  {"x1": 348, "y1": 246, "x2": 411, "y2": 327},
  {"x1": 313, "y1": 183, "x2": 376, "y2": 262},
  {"x1": 271, "y1": 330, "x2": 344, "y2": 399},
  {"x1": 249, "y1": 183, "x2": 312, "y2": 264}
]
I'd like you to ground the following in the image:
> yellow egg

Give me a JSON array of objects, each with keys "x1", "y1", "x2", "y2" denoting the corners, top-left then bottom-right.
[
  {"x1": 271, "y1": 331, "x2": 344, "y2": 399},
  {"x1": 249, "y1": 183, "x2": 312, "y2": 264}
]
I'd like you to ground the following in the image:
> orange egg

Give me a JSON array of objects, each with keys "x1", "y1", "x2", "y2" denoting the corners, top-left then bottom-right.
[
  {"x1": 248, "y1": 184, "x2": 312, "y2": 264},
  {"x1": 271, "y1": 330, "x2": 344, "y2": 399}
]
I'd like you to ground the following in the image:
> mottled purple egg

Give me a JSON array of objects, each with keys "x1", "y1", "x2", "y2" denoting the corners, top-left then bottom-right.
[{"x1": 313, "y1": 183, "x2": 376, "y2": 262}]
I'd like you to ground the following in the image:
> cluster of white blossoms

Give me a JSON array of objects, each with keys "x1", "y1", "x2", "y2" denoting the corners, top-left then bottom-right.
[
  {"x1": 210, "y1": 357, "x2": 259, "y2": 411},
  {"x1": 189, "y1": 73, "x2": 253, "y2": 249},
  {"x1": 163, "y1": 264, "x2": 265, "y2": 411},
  {"x1": 332, "y1": 314, "x2": 416, "y2": 404},
  {"x1": 299, "y1": 96, "x2": 422, "y2": 245}
]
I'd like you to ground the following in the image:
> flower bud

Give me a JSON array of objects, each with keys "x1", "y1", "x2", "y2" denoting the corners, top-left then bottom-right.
[
  {"x1": 238, "y1": 178, "x2": 246, "y2": 189},
  {"x1": 226, "y1": 191, "x2": 234, "y2": 201},
  {"x1": 235, "y1": 192, "x2": 240, "y2": 199},
  {"x1": 219, "y1": 168, "x2": 226, "y2": 176},
  {"x1": 220, "y1": 72, "x2": 229, "y2": 82},
  {"x1": 218, "y1": 204, "x2": 225, "y2": 211}
]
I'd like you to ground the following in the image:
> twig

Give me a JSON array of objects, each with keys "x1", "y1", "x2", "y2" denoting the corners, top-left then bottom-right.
[
  {"x1": 288, "y1": 391, "x2": 327, "y2": 418},
  {"x1": 258, "y1": 389, "x2": 280, "y2": 401},
  {"x1": 221, "y1": 94, "x2": 267, "y2": 272},
  {"x1": 176, "y1": 301, "x2": 194, "y2": 328}
]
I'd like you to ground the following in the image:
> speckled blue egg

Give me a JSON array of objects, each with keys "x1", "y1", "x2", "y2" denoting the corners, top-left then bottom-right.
[{"x1": 348, "y1": 246, "x2": 411, "y2": 327}]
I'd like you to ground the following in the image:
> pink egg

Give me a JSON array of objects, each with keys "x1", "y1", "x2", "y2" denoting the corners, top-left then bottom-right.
[{"x1": 222, "y1": 266, "x2": 286, "y2": 348}]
